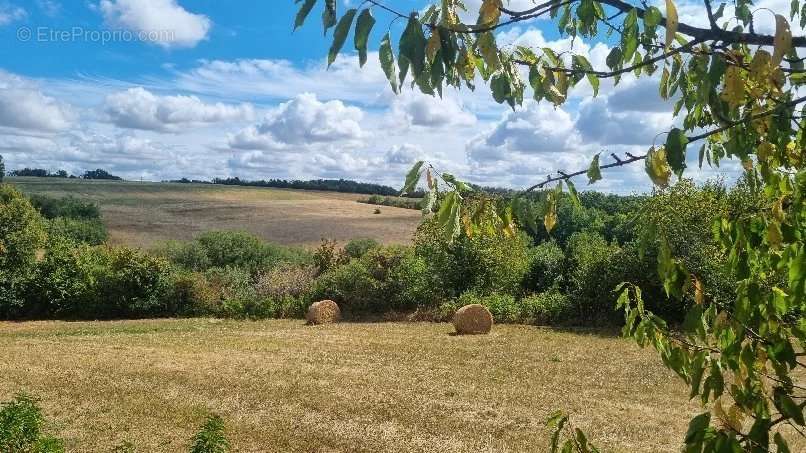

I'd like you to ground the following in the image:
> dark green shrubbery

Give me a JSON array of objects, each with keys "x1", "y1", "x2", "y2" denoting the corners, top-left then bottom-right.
[
  {"x1": 523, "y1": 240, "x2": 566, "y2": 293},
  {"x1": 343, "y1": 238, "x2": 379, "y2": 258},
  {"x1": 29, "y1": 195, "x2": 101, "y2": 221},
  {"x1": 157, "y1": 231, "x2": 311, "y2": 275},
  {"x1": 46, "y1": 217, "x2": 107, "y2": 246},
  {"x1": 414, "y1": 219, "x2": 531, "y2": 299},
  {"x1": 0, "y1": 394, "x2": 64, "y2": 453}
]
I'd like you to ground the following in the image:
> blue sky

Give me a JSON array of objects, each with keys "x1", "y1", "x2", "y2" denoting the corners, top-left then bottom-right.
[{"x1": 0, "y1": 0, "x2": 771, "y2": 192}]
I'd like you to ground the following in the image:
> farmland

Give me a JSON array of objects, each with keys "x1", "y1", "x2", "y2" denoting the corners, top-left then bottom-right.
[
  {"x1": 8, "y1": 177, "x2": 421, "y2": 249},
  {"x1": 0, "y1": 319, "x2": 701, "y2": 452}
]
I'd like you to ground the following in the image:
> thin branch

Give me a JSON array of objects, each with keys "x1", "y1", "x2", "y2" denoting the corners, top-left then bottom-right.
[
  {"x1": 704, "y1": 0, "x2": 719, "y2": 31},
  {"x1": 523, "y1": 95, "x2": 806, "y2": 192}
]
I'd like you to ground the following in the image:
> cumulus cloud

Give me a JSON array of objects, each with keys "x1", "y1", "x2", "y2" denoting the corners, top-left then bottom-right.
[
  {"x1": 104, "y1": 87, "x2": 254, "y2": 132},
  {"x1": 228, "y1": 93, "x2": 366, "y2": 151},
  {"x1": 387, "y1": 92, "x2": 476, "y2": 129},
  {"x1": 99, "y1": 0, "x2": 211, "y2": 48},
  {"x1": 0, "y1": 2, "x2": 25, "y2": 25},
  {"x1": 0, "y1": 71, "x2": 73, "y2": 132}
]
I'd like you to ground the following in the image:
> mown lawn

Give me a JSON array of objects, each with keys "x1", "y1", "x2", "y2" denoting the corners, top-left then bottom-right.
[{"x1": 0, "y1": 319, "x2": 710, "y2": 452}]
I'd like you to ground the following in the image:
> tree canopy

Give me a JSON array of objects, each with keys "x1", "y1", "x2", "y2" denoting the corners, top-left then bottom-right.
[{"x1": 296, "y1": 0, "x2": 805, "y2": 451}]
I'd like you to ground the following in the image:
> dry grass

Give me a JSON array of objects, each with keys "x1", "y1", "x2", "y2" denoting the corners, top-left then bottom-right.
[
  {"x1": 8, "y1": 177, "x2": 421, "y2": 248},
  {"x1": 0, "y1": 319, "x2": 707, "y2": 452}
]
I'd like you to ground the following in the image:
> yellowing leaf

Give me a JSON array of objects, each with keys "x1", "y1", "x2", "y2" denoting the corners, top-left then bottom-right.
[
  {"x1": 478, "y1": 0, "x2": 502, "y2": 26},
  {"x1": 767, "y1": 221, "x2": 783, "y2": 248},
  {"x1": 693, "y1": 275, "x2": 704, "y2": 305},
  {"x1": 772, "y1": 14, "x2": 792, "y2": 67},
  {"x1": 749, "y1": 50, "x2": 772, "y2": 83},
  {"x1": 720, "y1": 66, "x2": 746, "y2": 109},
  {"x1": 757, "y1": 142, "x2": 774, "y2": 162},
  {"x1": 426, "y1": 30, "x2": 442, "y2": 64},
  {"x1": 645, "y1": 146, "x2": 673, "y2": 188},
  {"x1": 544, "y1": 205, "x2": 557, "y2": 233},
  {"x1": 664, "y1": 0, "x2": 678, "y2": 50}
]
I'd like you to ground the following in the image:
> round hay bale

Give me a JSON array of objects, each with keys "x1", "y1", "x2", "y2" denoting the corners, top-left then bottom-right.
[
  {"x1": 452, "y1": 304, "x2": 493, "y2": 335},
  {"x1": 306, "y1": 300, "x2": 341, "y2": 325}
]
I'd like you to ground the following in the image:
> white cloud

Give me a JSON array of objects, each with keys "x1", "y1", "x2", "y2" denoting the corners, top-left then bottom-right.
[
  {"x1": 228, "y1": 93, "x2": 366, "y2": 151},
  {"x1": 99, "y1": 0, "x2": 211, "y2": 48},
  {"x1": 0, "y1": 71, "x2": 73, "y2": 132},
  {"x1": 104, "y1": 87, "x2": 254, "y2": 132},
  {"x1": 387, "y1": 92, "x2": 476, "y2": 129},
  {"x1": 36, "y1": 0, "x2": 60, "y2": 16},
  {"x1": 0, "y1": 2, "x2": 25, "y2": 26}
]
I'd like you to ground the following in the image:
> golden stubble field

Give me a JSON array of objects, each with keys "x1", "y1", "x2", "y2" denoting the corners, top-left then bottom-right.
[
  {"x1": 9, "y1": 177, "x2": 422, "y2": 248},
  {"x1": 1, "y1": 319, "x2": 704, "y2": 452}
]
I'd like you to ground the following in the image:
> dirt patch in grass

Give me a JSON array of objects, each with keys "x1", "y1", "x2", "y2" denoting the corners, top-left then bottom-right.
[
  {"x1": 9, "y1": 178, "x2": 421, "y2": 248},
  {"x1": 0, "y1": 319, "x2": 717, "y2": 452}
]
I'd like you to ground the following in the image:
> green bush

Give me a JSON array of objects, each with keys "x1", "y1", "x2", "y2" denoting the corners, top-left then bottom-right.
[
  {"x1": 521, "y1": 290, "x2": 573, "y2": 324},
  {"x1": 523, "y1": 241, "x2": 566, "y2": 293},
  {"x1": 204, "y1": 266, "x2": 258, "y2": 317},
  {"x1": 0, "y1": 394, "x2": 64, "y2": 453},
  {"x1": 566, "y1": 231, "x2": 623, "y2": 324},
  {"x1": 455, "y1": 291, "x2": 520, "y2": 323},
  {"x1": 344, "y1": 238, "x2": 379, "y2": 258},
  {"x1": 189, "y1": 414, "x2": 229, "y2": 453},
  {"x1": 157, "y1": 231, "x2": 311, "y2": 275},
  {"x1": 413, "y1": 218, "x2": 531, "y2": 299},
  {"x1": 46, "y1": 217, "x2": 107, "y2": 245},
  {"x1": 0, "y1": 185, "x2": 47, "y2": 317},
  {"x1": 310, "y1": 258, "x2": 381, "y2": 313},
  {"x1": 28, "y1": 195, "x2": 101, "y2": 220}
]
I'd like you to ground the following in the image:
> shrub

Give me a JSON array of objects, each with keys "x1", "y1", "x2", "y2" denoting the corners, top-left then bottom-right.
[
  {"x1": 155, "y1": 240, "x2": 212, "y2": 272},
  {"x1": 521, "y1": 290, "x2": 573, "y2": 324},
  {"x1": 0, "y1": 185, "x2": 47, "y2": 318},
  {"x1": 92, "y1": 247, "x2": 174, "y2": 318},
  {"x1": 196, "y1": 231, "x2": 309, "y2": 274},
  {"x1": 456, "y1": 291, "x2": 520, "y2": 324},
  {"x1": 157, "y1": 231, "x2": 311, "y2": 275},
  {"x1": 0, "y1": 394, "x2": 64, "y2": 453},
  {"x1": 523, "y1": 241, "x2": 566, "y2": 293},
  {"x1": 310, "y1": 259, "x2": 381, "y2": 313},
  {"x1": 312, "y1": 239, "x2": 349, "y2": 274},
  {"x1": 343, "y1": 238, "x2": 379, "y2": 258},
  {"x1": 566, "y1": 231, "x2": 622, "y2": 324},
  {"x1": 189, "y1": 414, "x2": 229, "y2": 453},
  {"x1": 28, "y1": 195, "x2": 101, "y2": 220},
  {"x1": 203, "y1": 266, "x2": 258, "y2": 318},
  {"x1": 46, "y1": 217, "x2": 107, "y2": 245},
  {"x1": 414, "y1": 218, "x2": 531, "y2": 299},
  {"x1": 165, "y1": 270, "x2": 220, "y2": 316},
  {"x1": 255, "y1": 265, "x2": 316, "y2": 300}
]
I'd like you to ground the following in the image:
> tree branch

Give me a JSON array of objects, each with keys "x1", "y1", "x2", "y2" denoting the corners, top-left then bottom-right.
[{"x1": 523, "y1": 95, "x2": 806, "y2": 192}]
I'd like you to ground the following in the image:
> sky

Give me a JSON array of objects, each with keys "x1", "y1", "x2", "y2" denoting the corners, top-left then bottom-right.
[{"x1": 0, "y1": 0, "x2": 798, "y2": 193}]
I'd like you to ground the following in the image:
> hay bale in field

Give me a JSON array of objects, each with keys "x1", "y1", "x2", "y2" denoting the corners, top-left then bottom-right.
[
  {"x1": 452, "y1": 304, "x2": 493, "y2": 335},
  {"x1": 306, "y1": 300, "x2": 341, "y2": 325}
]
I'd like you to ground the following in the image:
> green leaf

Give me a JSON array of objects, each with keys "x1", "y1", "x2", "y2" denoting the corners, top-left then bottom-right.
[
  {"x1": 774, "y1": 388, "x2": 805, "y2": 425},
  {"x1": 684, "y1": 412, "x2": 711, "y2": 444},
  {"x1": 294, "y1": 0, "x2": 317, "y2": 31},
  {"x1": 665, "y1": 128, "x2": 689, "y2": 177},
  {"x1": 437, "y1": 191, "x2": 462, "y2": 239},
  {"x1": 605, "y1": 47, "x2": 623, "y2": 70},
  {"x1": 400, "y1": 161, "x2": 424, "y2": 195},
  {"x1": 774, "y1": 433, "x2": 791, "y2": 453},
  {"x1": 400, "y1": 14, "x2": 427, "y2": 78},
  {"x1": 327, "y1": 9, "x2": 357, "y2": 67},
  {"x1": 587, "y1": 153, "x2": 602, "y2": 184},
  {"x1": 565, "y1": 179, "x2": 581, "y2": 210},
  {"x1": 379, "y1": 33, "x2": 399, "y2": 94},
  {"x1": 354, "y1": 9, "x2": 376, "y2": 67},
  {"x1": 322, "y1": 0, "x2": 337, "y2": 34}
]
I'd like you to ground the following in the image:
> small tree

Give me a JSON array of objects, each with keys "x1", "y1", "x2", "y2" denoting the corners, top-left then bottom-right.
[
  {"x1": 297, "y1": 0, "x2": 805, "y2": 450},
  {"x1": 0, "y1": 154, "x2": 5, "y2": 183}
]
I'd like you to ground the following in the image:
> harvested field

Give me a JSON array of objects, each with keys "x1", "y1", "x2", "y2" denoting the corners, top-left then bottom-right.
[
  {"x1": 8, "y1": 177, "x2": 421, "y2": 248},
  {"x1": 0, "y1": 319, "x2": 709, "y2": 452}
]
